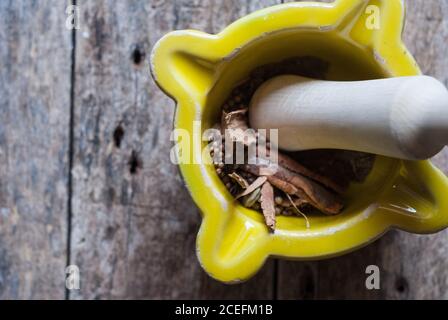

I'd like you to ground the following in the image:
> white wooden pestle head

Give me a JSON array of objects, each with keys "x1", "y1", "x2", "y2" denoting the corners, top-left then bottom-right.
[{"x1": 249, "y1": 75, "x2": 448, "y2": 160}]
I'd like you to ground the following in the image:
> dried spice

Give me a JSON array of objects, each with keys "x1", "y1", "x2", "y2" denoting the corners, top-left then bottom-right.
[
  {"x1": 228, "y1": 172, "x2": 249, "y2": 189},
  {"x1": 241, "y1": 187, "x2": 261, "y2": 208},
  {"x1": 286, "y1": 193, "x2": 310, "y2": 229},
  {"x1": 213, "y1": 57, "x2": 375, "y2": 231},
  {"x1": 236, "y1": 176, "x2": 267, "y2": 200},
  {"x1": 260, "y1": 182, "x2": 276, "y2": 231},
  {"x1": 222, "y1": 109, "x2": 257, "y2": 146}
]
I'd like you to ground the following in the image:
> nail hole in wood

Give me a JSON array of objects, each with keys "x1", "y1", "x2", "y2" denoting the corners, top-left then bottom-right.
[
  {"x1": 131, "y1": 45, "x2": 145, "y2": 65},
  {"x1": 104, "y1": 226, "x2": 116, "y2": 241},
  {"x1": 128, "y1": 150, "x2": 142, "y2": 175},
  {"x1": 113, "y1": 125, "x2": 125, "y2": 148},
  {"x1": 395, "y1": 276, "x2": 408, "y2": 293},
  {"x1": 304, "y1": 276, "x2": 315, "y2": 299}
]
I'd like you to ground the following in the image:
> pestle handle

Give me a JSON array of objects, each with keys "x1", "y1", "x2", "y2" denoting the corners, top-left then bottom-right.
[{"x1": 249, "y1": 75, "x2": 448, "y2": 160}]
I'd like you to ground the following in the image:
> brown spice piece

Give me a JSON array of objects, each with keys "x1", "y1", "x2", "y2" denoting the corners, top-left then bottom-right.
[
  {"x1": 221, "y1": 109, "x2": 256, "y2": 146},
  {"x1": 243, "y1": 164, "x2": 343, "y2": 215},
  {"x1": 235, "y1": 176, "x2": 267, "y2": 200},
  {"x1": 263, "y1": 174, "x2": 302, "y2": 198},
  {"x1": 274, "y1": 151, "x2": 345, "y2": 194},
  {"x1": 260, "y1": 182, "x2": 276, "y2": 231}
]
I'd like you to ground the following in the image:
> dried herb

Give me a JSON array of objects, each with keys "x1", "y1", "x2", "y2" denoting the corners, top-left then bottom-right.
[
  {"x1": 222, "y1": 109, "x2": 256, "y2": 146},
  {"x1": 236, "y1": 176, "x2": 267, "y2": 200},
  {"x1": 260, "y1": 182, "x2": 276, "y2": 231},
  {"x1": 286, "y1": 193, "x2": 310, "y2": 228}
]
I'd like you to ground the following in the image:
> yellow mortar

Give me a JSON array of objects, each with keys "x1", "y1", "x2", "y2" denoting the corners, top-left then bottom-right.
[{"x1": 150, "y1": 0, "x2": 448, "y2": 283}]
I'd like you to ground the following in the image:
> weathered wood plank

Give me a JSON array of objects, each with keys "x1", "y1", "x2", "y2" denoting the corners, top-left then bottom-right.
[
  {"x1": 277, "y1": 0, "x2": 448, "y2": 300},
  {"x1": 0, "y1": 1, "x2": 71, "y2": 299},
  {"x1": 70, "y1": 0, "x2": 279, "y2": 299}
]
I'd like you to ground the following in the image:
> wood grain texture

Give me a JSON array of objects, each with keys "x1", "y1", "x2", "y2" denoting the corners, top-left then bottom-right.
[
  {"x1": 277, "y1": 0, "x2": 448, "y2": 300},
  {"x1": 70, "y1": 0, "x2": 279, "y2": 299},
  {"x1": 0, "y1": 1, "x2": 71, "y2": 299}
]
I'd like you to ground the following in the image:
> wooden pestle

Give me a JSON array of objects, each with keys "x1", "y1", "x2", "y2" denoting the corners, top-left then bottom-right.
[{"x1": 249, "y1": 75, "x2": 448, "y2": 160}]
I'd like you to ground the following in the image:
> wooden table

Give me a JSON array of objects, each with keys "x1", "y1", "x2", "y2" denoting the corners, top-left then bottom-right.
[{"x1": 1, "y1": 0, "x2": 447, "y2": 299}]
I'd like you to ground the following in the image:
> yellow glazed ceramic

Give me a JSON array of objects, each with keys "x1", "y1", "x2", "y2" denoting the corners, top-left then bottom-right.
[{"x1": 150, "y1": 0, "x2": 448, "y2": 283}]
